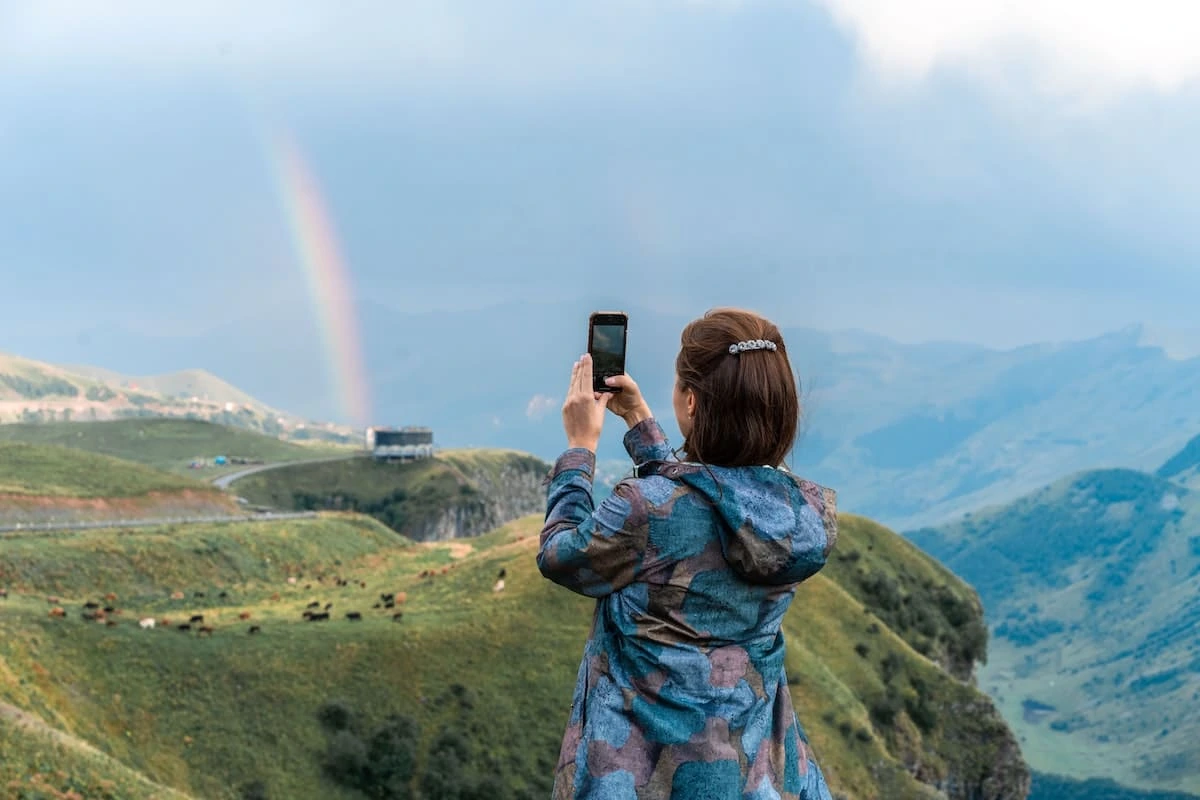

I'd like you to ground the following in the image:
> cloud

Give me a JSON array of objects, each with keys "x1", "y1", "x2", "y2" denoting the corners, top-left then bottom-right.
[
  {"x1": 814, "y1": 0, "x2": 1200, "y2": 99},
  {"x1": 525, "y1": 394, "x2": 559, "y2": 421}
]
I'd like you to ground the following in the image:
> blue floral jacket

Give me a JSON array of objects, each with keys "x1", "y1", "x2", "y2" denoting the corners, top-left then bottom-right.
[{"x1": 538, "y1": 417, "x2": 838, "y2": 799}]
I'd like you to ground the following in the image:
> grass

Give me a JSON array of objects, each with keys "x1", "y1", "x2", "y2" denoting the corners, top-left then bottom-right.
[
  {"x1": 233, "y1": 450, "x2": 548, "y2": 540},
  {"x1": 0, "y1": 418, "x2": 352, "y2": 478},
  {"x1": 0, "y1": 510, "x2": 1024, "y2": 800},
  {"x1": 0, "y1": 442, "x2": 210, "y2": 498}
]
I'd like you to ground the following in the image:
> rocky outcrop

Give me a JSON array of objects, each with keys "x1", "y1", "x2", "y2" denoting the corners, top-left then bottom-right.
[{"x1": 405, "y1": 452, "x2": 549, "y2": 542}]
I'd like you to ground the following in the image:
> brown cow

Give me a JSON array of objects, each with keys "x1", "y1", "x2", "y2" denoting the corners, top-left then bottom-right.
[
  {"x1": 238, "y1": 612, "x2": 252, "y2": 620},
  {"x1": 197, "y1": 626, "x2": 215, "y2": 637},
  {"x1": 49, "y1": 607, "x2": 66, "y2": 618}
]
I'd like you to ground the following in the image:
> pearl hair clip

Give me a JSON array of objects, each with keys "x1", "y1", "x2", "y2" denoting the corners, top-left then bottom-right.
[{"x1": 729, "y1": 339, "x2": 777, "y2": 354}]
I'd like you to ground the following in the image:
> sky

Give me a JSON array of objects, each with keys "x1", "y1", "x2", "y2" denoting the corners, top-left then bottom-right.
[{"x1": 2, "y1": 0, "x2": 1200, "y2": 353}]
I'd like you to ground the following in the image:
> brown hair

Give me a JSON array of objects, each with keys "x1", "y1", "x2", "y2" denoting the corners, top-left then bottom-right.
[{"x1": 675, "y1": 308, "x2": 799, "y2": 468}]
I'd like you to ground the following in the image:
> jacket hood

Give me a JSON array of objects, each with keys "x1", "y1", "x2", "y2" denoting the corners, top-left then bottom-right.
[{"x1": 667, "y1": 462, "x2": 838, "y2": 586}]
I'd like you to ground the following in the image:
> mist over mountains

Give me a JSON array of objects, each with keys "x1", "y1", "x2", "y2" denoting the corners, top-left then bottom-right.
[{"x1": 7, "y1": 300, "x2": 1200, "y2": 530}]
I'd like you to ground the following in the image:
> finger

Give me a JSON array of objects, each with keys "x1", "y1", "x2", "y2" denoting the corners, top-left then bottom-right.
[
  {"x1": 605, "y1": 374, "x2": 636, "y2": 393},
  {"x1": 568, "y1": 359, "x2": 581, "y2": 395},
  {"x1": 579, "y1": 354, "x2": 593, "y2": 393}
]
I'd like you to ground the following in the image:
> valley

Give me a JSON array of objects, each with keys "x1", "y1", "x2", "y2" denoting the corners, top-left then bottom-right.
[
  {"x1": 0, "y1": 416, "x2": 1028, "y2": 799},
  {"x1": 908, "y1": 439, "x2": 1200, "y2": 795}
]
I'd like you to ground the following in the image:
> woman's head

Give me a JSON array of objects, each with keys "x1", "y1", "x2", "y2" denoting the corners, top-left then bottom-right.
[{"x1": 673, "y1": 308, "x2": 799, "y2": 467}]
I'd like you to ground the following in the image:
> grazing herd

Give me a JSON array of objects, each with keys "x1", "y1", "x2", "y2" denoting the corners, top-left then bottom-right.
[{"x1": 1, "y1": 563, "x2": 511, "y2": 639}]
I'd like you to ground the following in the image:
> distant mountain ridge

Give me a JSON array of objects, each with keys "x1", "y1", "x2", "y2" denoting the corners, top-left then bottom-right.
[
  {"x1": 0, "y1": 352, "x2": 357, "y2": 445},
  {"x1": 906, "y1": 437, "x2": 1200, "y2": 795},
  {"x1": 9, "y1": 305, "x2": 1200, "y2": 531}
]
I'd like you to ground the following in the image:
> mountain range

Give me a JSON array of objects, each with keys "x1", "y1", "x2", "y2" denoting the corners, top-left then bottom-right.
[
  {"x1": 6, "y1": 300, "x2": 1200, "y2": 530},
  {"x1": 907, "y1": 439, "x2": 1200, "y2": 795},
  {"x1": 0, "y1": 351, "x2": 356, "y2": 445}
]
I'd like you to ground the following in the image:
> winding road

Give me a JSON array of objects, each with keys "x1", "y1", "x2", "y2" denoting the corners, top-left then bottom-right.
[{"x1": 211, "y1": 454, "x2": 360, "y2": 489}]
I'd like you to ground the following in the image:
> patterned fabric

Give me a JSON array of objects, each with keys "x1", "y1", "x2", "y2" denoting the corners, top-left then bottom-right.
[{"x1": 538, "y1": 418, "x2": 838, "y2": 799}]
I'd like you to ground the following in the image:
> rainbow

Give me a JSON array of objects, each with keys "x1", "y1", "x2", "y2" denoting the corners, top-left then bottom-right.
[{"x1": 267, "y1": 130, "x2": 373, "y2": 428}]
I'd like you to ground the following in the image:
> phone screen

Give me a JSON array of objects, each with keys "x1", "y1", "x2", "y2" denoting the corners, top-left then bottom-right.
[{"x1": 589, "y1": 315, "x2": 627, "y2": 392}]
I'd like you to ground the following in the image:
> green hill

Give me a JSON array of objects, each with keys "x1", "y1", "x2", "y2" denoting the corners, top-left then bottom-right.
[
  {"x1": 232, "y1": 450, "x2": 550, "y2": 542},
  {"x1": 0, "y1": 418, "x2": 351, "y2": 477},
  {"x1": 0, "y1": 512, "x2": 1028, "y2": 800},
  {"x1": 0, "y1": 441, "x2": 208, "y2": 499},
  {"x1": 908, "y1": 469, "x2": 1200, "y2": 794}
]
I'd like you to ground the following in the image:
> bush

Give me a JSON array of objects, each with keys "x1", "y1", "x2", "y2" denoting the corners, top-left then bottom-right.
[
  {"x1": 318, "y1": 698, "x2": 358, "y2": 733},
  {"x1": 239, "y1": 780, "x2": 269, "y2": 800}
]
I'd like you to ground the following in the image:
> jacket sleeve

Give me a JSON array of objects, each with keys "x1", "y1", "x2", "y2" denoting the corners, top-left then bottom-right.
[
  {"x1": 623, "y1": 417, "x2": 676, "y2": 468},
  {"x1": 538, "y1": 448, "x2": 651, "y2": 597}
]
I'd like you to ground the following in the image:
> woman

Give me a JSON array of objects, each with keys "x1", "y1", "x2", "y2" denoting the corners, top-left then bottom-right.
[{"x1": 538, "y1": 308, "x2": 838, "y2": 800}]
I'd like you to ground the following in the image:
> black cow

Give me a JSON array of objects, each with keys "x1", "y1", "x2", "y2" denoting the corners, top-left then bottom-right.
[
  {"x1": 178, "y1": 624, "x2": 192, "y2": 631},
  {"x1": 392, "y1": 612, "x2": 404, "y2": 621},
  {"x1": 83, "y1": 601, "x2": 100, "y2": 609},
  {"x1": 497, "y1": 568, "x2": 507, "y2": 579},
  {"x1": 346, "y1": 612, "x2": 362, "y2": 621},
  {"x1": 189, "y1": 614, "x2": 204, "y2": 624}
]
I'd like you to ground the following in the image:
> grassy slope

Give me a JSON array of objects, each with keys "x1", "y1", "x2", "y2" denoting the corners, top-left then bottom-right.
[
  {"x1": 0, "y1": 442, "x2": 210, "y2": 498},
  {"x1": 233, "y1": 449, "x2": 548, "y2": 539},
  {"x1": 0, "y1": 512, "x2": 1022, "y2": 800},
  {"x1": 0, "y1": 418, "x2": 350, "y2": 478},
  {"x1": 908, "y1": 469, "x2": 1200, "y2": 794}
]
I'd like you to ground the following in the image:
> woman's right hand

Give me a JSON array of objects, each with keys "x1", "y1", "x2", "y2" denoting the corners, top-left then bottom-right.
[{"x1": 603, "y1": 374, "x2": 653, "y2": 427}]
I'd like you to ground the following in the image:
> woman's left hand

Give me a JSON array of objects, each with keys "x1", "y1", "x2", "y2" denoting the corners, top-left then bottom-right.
[{"x1": 562, "y1": 354, "x2": 612, "y2": 452}]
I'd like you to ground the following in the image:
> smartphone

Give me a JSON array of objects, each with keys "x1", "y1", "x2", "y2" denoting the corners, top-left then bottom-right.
[{"x1": 588, "y1": 311, "x2": 628, "y2": 393}]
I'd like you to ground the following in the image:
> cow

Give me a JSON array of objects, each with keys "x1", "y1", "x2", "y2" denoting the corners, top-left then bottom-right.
[
  {"x1": 83, "y1": 601, "x2": 100, "y2": 610},
  {"x1": 248, "y1": 625, "x2": 261, "y2": 635},
  {"x1": 238, "y1": 612, "x2": 252, "y2": 620},
  {"x1": 46, "y1": 595, "x2": 61, "y2": 604},
  {"x1": 170, "y1": 591, "x2": 185, "y2": 600},
  {"x1": 104, "y1": 592, "x2": 117, "y2": 602},
  {"x1": 139, "y1": 618, "x2": 156, "y2": 629},
  {"x1": 103, "y1": 606, "x2": 116, "y2": 614},
  {"x1": 497, "y1": 568, "x2": 507, "y2": 579},
  {"x1": 346, "y1": 612, "x2": 362, "y2": 621},
  {"x1": 194, "y1": 592, "x2": 205, "y2": 599},
  {"x1": 49, "y1": 607, "x2": 66, "y2": 618},
  {"x1": 395, "y1": 592, "x2": 407, "y2": 604},
  {"x1": 392, "y1": 612, "x2": 404, "y2": 622},
  {"x1": 106, "y1": 619, "x2": 118, "y2": 627},
  {"x1": 306, "y1": 601, "x2": 320, "y2": 609},
  {"x1": 197, "y1": 626, "x2": 214, "y2": 637},
  {"x1": 372, "y1": 602, "x2": 382, "y2": 609},
  {"x1": 177, "y1": 624, "x2": 192, "y2": 632},
  {"x1": 493, "y1": 579, "x2": 505, "y2": 593},
  {"x1": 287, "y1": 577, "x2": 297, "y2": 585},
  {"x1": 324, "y1": 603, "x2": 332, "y2": 611},
  {"x1": 308, "y1": 612, "x2": 330, "y2": 621},
  {"x1": 189, "y1": 615, "x2": 204, "y2": 624},
  {"x1": 218, "y1": 591, "x2": 229, "y2": 599}
]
